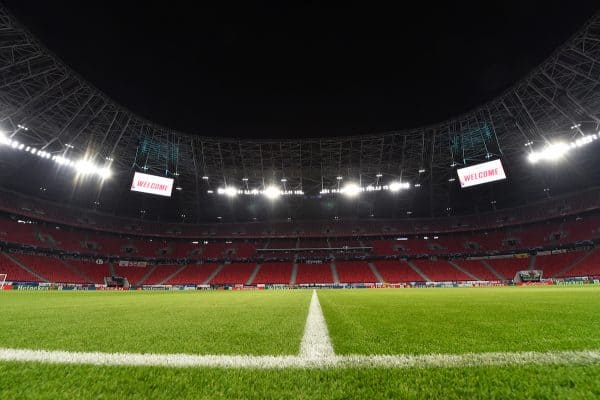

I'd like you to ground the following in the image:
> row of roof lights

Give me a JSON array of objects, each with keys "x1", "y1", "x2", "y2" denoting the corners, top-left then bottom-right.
[
  {"x1": 216, "y1": 186, "x2": 304, "y2": 199},
  {"x1": 320, "y1": 182, "x2": 410, "y2": 196},
  {"x1": 527, "y1": 134, "x2": 599, "y2": 163},
  {"x1": 0, "y1": 132, "x2": 113, "y2": 179}
]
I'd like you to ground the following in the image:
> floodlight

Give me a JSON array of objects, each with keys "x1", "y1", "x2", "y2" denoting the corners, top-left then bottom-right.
[
  {"x1": 263, "y1": 185, "x2": 281, "y2": 199},
  {"x1": 528, "y1": 142, "x2": 570, "y2": 163},
  {"x1": 97, "y1": 167, "x2": 112, "y2": 180},
  {"x1": 388, "y1": 181, "x2": 409, "y2": 192},
  {"x1": 220, "y1": 187, "x2": 238, "y2": 197},
  {"x1": 341, "y1": 183, "x2": 361, "y2": 197},
  {"x1": 75, "y1": 159, "x2": 97, "y2": 175}
]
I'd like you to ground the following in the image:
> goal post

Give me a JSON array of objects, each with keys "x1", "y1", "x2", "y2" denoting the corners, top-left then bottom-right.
[{"x1": 0, "y1": 273, "x2": 7, "y2": 289}]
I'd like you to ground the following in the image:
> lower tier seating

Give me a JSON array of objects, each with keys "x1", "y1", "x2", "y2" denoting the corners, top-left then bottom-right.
[
  {"x1": 252, "y1": 262, "x2": 293, "y2": 284},
  {"x1": 295, "y1": 263, "x2": 333, "y2": 284},
  {"x1": 335, "y1": 261, "x2": 378, "y2": 283},
  {"x1": 371, "y1": 260, "x2": 424, "y2": 282}
]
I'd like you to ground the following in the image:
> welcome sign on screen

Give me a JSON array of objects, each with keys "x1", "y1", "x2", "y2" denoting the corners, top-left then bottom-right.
[
  {"x1": 130, "y1": 172, "x2": 174, "y2": 197},
  {"x1": 457, "y1": 159, "x2": 507, "y2": 188}
]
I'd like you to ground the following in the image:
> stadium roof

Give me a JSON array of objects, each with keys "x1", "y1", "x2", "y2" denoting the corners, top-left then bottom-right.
[{"x1": 0, "y1": 5, "x2": 600, "y2": 223}]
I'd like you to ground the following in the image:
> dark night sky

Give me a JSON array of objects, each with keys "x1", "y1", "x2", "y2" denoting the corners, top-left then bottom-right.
[{"x1": 4, "y1": 1, "x2": 599, "y2": 139}]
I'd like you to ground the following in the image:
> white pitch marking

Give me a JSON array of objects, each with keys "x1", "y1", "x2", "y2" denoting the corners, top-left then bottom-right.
[
  {"x1": 0, "y1": 348, "x2": 599, "y2": 369},
  {"x1": 299, "y1": 290, "x2": 335, "y2": 359}
]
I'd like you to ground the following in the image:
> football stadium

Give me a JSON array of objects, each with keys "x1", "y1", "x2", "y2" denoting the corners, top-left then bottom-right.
[{"x1": 1, "y1": 2, "x2": 600, "y2": 399}]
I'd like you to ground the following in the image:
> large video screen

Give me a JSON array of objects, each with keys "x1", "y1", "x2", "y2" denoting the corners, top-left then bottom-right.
[
  {"x1": 456, "y1": 159, "x2": 506, "y2": 188},
  {"x1": 130, "y1": 172, "x2": 174, "y2": 197}
]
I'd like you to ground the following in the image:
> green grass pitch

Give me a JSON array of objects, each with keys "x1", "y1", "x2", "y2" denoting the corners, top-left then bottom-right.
[{"x1": 0, "y1": 286, "x2": 599, "y2": 399}]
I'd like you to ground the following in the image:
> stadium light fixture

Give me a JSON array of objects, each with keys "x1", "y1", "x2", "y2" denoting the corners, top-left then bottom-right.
[
  {"x1": 97, "y1": 167, "x2": 112, "y2": 180},
  {"x1": 388, "y1": 181, "x2": 410, "y2": 192},
  {"x1": 263, "y1": 185, "x2": 281, "y2": 199},
  {"x1": 217, "y1": 187, "x2": 238, "y2": 197},
  {"x1": 528, "y1": 142, "x2": 570, "y2": 163},
  {"x1": 341, "y1": 183, "x2": 361, "y2": 197},
  {"x1": 528, "y1": 134, "x2": 599, "y2": 163},
  {"x1": 75, "y1": 159, "x2": 98, "y2": 176}
]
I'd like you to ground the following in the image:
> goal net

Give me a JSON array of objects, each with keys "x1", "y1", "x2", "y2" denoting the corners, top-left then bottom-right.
[{"x1": 0, "y1": 273, "x2": 7, "y2": 290}]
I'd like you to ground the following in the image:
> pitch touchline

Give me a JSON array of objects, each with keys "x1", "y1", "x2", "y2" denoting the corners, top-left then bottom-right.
[{"x1": 1, "y1": 291, "x2": 599, "y2": 369}]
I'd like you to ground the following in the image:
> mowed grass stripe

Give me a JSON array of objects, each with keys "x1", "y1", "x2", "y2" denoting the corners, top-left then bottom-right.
[
  {"x1": 1, "y1": 362, "x2": 600, "y2": 400},
  {"x1": 0, "y1": 290, "x2": 311, "y2": 355},
  {"x1": 319, "y1": 286, "x2": 600, "y2": 355},
  {"x1": 0, "y1": 347, "x2": 599, "y2": 369}
]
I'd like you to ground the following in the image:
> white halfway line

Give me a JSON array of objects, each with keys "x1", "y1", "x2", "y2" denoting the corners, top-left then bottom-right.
[
  {"x1": 299, "y1": 290, "x2": 335, "y2": 359},
  {"x1": 0, "y1": 290, "x2": 599, "y2": 369}
]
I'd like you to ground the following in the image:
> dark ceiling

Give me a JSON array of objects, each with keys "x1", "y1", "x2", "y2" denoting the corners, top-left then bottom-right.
[{"x1": 4, "y1": 0, "x2": 599, "y2": 139}]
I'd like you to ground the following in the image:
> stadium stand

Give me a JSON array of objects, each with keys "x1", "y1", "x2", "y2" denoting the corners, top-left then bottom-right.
[
  {"x1": 295, "y1": 263, "x2": 334, "y2": 284},
  {"x1": 371, "y1": 260, "x2": 425, "y2": 282},
  {"x1": 1, "y1": 186, "x2": 599, "y2": 240},
  {"x1": 486, "y1": 258, "x2": 530, "y2": 281},
  {"x1": 0, "y1": 253, "x2": 41, "y2": 282},
  {"x1": 252, "y1": 262, "x2": 294, "y2": 284},
  {"x1": 559, "y1": 249, "x2": 600, "y2": 278},
  {"x1": 12, "y1": 254, "x2": 87, "y2": 283},
  {"x1": 142, "y1": 265, "x2": 183, "y2": 285},
  {"x1": 114, "y1": 264, "x2": 151, "y2": 286},
  {"x1": 334, "y1": 261, "x2": 378, "y2": 283},
  {"x1": 210, "y1": 263, "x2": 257, "y2": 285},
  {"x1": 164, "y1": 263, "x2": 219, "y2": 285},
  {"x1": 452, "y1": 260, "x2": 500, "y2": 281},
  {"x1": 411, "y1": 259, "x2": 473, "y2": 282},
  {"x1": 63, "y1": 259, "x2": 110, "y2": 284}
]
